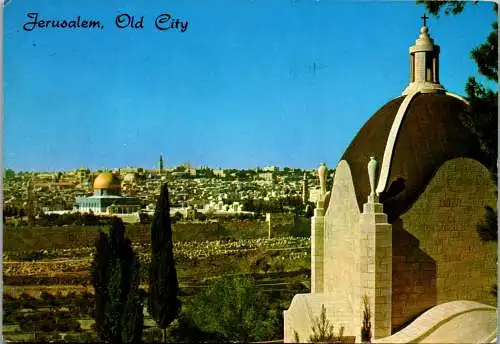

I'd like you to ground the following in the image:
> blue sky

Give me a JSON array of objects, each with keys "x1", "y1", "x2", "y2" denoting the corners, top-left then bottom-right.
[{"x1": 3, "y1": 0, "x2": 496, "y2": 171}]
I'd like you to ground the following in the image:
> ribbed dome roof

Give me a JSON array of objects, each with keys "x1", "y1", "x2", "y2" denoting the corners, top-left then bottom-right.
[
  {"x1": 341, "y1": 92, "x2": 486, "y2": 222},
  {"x1": 93, "y1": 172, "x2": 121, "y2": 190}
]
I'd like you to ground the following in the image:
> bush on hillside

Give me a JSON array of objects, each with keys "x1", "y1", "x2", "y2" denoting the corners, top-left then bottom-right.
[{"x1": 188, "y1": 276, "x2": 280, "y2": 342}]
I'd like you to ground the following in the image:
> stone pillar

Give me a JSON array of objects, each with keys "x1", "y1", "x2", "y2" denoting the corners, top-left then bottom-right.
[
  {"x1": 435, "y1": 55, "x2": 439, "y2": 83},
  {"x1": 359, "y1": 157, "x2": 392, "y2": 339},
  {"x1": 410, "y1": 54, "x2": 415, "y2": 82},
  {"x1": 359, "y1": 198, "x2": 392, "y2": 338},
  {"x1": 311, "y1": 202, "x2": 325, "y2": 293},
  {"x1": 414, "y1": 51, "x2": 426, "y2": 82},
  {"x1": 311, "y1": 163, "x2": 328, "y2": 294}
]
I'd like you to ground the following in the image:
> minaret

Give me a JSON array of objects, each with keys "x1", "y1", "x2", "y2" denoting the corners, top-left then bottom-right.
[
  {"x1": 402, "y1": 14, "x2": 445, "y2": 95},
  {"x1": 159, "y1": 154, "x2": 164, "y2": 174},
  {"x1": 301, "y1": 173, "x2": 309, "y2": 204}
]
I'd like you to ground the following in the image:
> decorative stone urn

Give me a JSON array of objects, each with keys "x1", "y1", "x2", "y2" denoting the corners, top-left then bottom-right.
[
  {"x1": 368, "y1": 157, "x2": 378, "y2": 197},
  {"x1": 318, "y1": 163, "x2": 327, "y2": 196}
]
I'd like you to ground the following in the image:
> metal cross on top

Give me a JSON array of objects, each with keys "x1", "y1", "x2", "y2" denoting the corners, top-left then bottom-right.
[{"x1": 421, "y1": 14, "x2": 429, "y2": 27}]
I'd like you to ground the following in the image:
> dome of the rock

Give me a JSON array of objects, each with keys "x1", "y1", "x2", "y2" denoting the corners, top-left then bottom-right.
[
  {"x1": 75, "y1": 171, "x2": 140, "y2": 217},
  {"x1": 93, "y1": 172, "x2": 121, "y2": 190}
]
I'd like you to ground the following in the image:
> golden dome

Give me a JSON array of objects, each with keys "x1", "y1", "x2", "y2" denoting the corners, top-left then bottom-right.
[{"x1": 93, "y1": 172, "x2": 121, "y2": 190}]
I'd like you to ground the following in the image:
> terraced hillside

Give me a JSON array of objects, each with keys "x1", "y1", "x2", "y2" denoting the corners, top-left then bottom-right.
[{"x1": 3, "y1": 222, "x2": 311, "y2": 342}]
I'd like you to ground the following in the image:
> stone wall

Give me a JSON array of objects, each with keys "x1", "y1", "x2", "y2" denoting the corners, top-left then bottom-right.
[{"x1": 392, "y1": 158, "x2": 497, "y2": 331}]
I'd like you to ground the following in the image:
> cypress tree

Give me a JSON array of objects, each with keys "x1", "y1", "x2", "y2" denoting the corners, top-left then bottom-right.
[
  {"x1": 105, "y1": 261, "x2": 125, "y2": 343},
  {"x1": 90, "y1": 230, "x2": 111, "y2": 341},
  {"x1": 91, "y1": 218, "x2": 144, "y2": 343},
  {"x1": 148, "y1": 183, "x2": 181, "y2": 342},
  {"x1": 121, "y1": 239, "x2": 145, "y2": 343}
]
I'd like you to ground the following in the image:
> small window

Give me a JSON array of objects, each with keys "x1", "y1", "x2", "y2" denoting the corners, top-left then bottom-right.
[{"x1": 425, "y1": 53, "x2": 433, "y2": 82}]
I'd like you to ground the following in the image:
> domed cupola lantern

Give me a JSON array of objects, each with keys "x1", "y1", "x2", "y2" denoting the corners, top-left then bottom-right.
[{"x1": 402, "y1": 14, "x2": 445, "y2": 95}]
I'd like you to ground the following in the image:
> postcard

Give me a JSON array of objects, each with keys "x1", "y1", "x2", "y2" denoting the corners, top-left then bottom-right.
[{"x1": 2, "y1": 1, "x2": 497, "y2": 342}]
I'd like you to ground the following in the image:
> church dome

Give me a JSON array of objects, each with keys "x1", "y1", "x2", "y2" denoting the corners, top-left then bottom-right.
[
  {"x1": 93, "y1": 172, "x2": 121, "y2": 190},
  {"x1": 340, "y1": 24, "x2": 487, "y2": 222},
  {"x1": 342, "y1": 93, "x2": 486, "y2": 221}
]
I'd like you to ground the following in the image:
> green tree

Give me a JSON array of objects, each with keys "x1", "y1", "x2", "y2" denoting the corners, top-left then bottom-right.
[
  {"x1": 4, "y1": 168, "x2": 15, "y2": 180},
  {"x1": 90, "y1": 218, "x2": 144, "y2": 343},
  {"x1": 189, "y1": 276, "x2": 277, "y2": 342},
  {"x1": 148, "y1": 183, "x2": 181, "y2": 342},
  {"x1": 55, "y1": 171, "x2": 63, "y2": 183}
]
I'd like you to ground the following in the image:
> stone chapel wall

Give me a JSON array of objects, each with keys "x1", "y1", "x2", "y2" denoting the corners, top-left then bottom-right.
[{"x1": 391, "y1": 158, "x2": 497, "y2": 331}]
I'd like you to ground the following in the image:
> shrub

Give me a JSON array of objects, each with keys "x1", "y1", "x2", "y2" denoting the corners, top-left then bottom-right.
[
  {"x1": 164, "y1": 312, "x2": 220, "y2": 343},
  {"x1": 18, "y1": 293, "x2": 39, "y2": 309},
  {"x1": 293, "y1": 330, "x2": 300, "y2": 343},
  {"x1": 64, "y1": 331, "x2": 96, "y2": 342},
  {"x1": 309, "y1": 304, "x2": 335, "y2": 343},
  {"x1": 361, "y1": 295, "x2": 372, "y2": 343},
  {"x1": 189, "y1": 276, "x2": 278, "y2": 342},
  {"x1": 18, "y1": 311, "x2": 82, "y2": 333},
  {"x1": 309, "y1": 304, "x2": 345, "y2": 343},
  {"x1": 143, "y1": 327, "x2": 163, "y2": 342}
]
